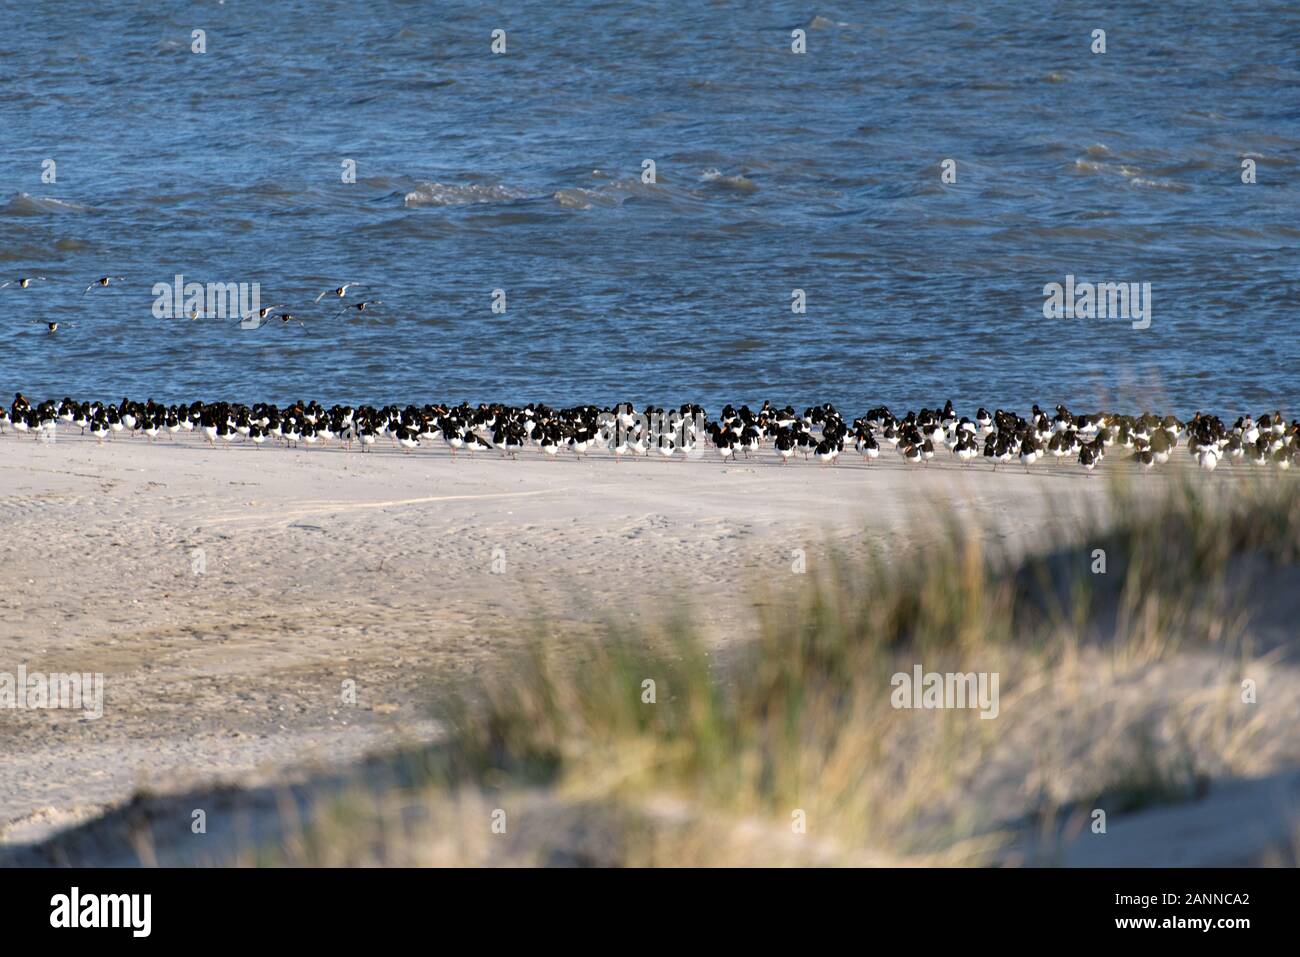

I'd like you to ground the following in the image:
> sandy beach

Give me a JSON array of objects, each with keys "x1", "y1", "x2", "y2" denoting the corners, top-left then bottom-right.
[
  {"x1": 0, "y1": 433, "x2": 1103, "y2": 825},
  {"x1": 2, "y1": 428, "x2": 1297, "y2": 865}
]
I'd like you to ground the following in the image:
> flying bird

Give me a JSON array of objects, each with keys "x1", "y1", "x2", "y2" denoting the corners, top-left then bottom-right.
[
  {"x1": 255, "y1": 312, "x2": 305, "y2": 329},
  {"x1": 238, "y1": 304, "x2": 286, "y2": 325},
  {"x1": 334, "y1": 299, "x2": 382, "y2": 317},
  {"x1": 314, "y1": 282, "x2": 364, "y2": 303},
  {"x1": 84, "y1": 276, "x2": 126, "y2": 294},
  {"x1": 1, "y1": 277, "x2": 48, "y2": 289}
]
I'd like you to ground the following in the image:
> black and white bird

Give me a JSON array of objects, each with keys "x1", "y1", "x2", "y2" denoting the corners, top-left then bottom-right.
[
  {"x1": 954, "y1": 434, "x2": 978, "y2": 466},
  {"x1": 314, "y1": 282, "x2": 364, "y2": 303},
  {"x1": 239, "y1": 304, "x2": 286, "y2": 325},
  {"x1": 772, "y1": 430, "x2": 794, "y2": 464},
  {"x1": 334, "y1": 299, "x2": 383, "y2": 318},
  {"x1": 83, "y1": 276, "x2": 126, "y2": 294},
  {"x1": 855, "y1": 429, "x2": 880, "y2": 464},
  {"x1": 256, "y1": 312, "x2": 304, "y2": 328}
]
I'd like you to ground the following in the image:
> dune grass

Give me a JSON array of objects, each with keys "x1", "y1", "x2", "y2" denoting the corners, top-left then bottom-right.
[{"x1": 282, "y1": 473, "x2": 1299, "y2": 866}]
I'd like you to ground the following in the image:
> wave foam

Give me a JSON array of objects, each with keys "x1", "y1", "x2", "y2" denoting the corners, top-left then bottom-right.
[
  {"x1": 2, "y1": 192, "x2": 93, "y2": 215},
  {"x1": 699, "y1": 169, "x2": 757, "y2": 192},
  {"x1": 403, "y1": 182, "x2": 531, "y2": 207},
  {"x1": 552, "y1": 187, "x2": 621, "y2": 209}
]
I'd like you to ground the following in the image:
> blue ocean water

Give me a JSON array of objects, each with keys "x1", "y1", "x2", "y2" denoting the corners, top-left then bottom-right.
[{"x1": 1, "y1": 1, "x2": 1297, "y2": 416}]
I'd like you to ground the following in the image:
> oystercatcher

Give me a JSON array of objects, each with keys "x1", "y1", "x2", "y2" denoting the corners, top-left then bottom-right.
[{"x1": 83, "y1": 276, "x2": 126, "y2": 294}]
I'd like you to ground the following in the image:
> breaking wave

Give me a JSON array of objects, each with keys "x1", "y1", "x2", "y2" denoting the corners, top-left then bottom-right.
[
  {"x1": 403, "y1": 182, "x2": 532, "y2": 207},
  {"x1": 1, "y1": 192, "x2": 95, "y2": 216}
]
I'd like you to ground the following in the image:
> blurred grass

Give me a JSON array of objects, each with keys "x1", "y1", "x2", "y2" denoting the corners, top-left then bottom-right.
[{"x1": 283, "y1": 473, "x2": 1300, "y2": 866}]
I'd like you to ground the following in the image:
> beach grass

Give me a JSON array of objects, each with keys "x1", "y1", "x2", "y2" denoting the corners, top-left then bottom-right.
[{"x1": 273, "y1": 473, "x2": 1299, "y2": 866}]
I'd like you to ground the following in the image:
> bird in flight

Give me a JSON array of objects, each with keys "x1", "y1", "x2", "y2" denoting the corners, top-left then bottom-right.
[
  {"x1": 32, "y1": 319, "x2": 68, "y2": 333},
  {"x1": 1, "y1": 277, "x2": 48, "y2": 289},
  {"x1": 255, "y1": 312, "x2": 305, "y2": 329},
  {"x1": 84, "y1": 276, "x2": 126, "y2": 294},
  {"x1": 314, "y1": 282, "x2": 364, "y2": 303},
  {"x1": 334, "y1": 299, "x2": 383, "y2": 317},
  {"x1": 238, "y1": 304, "x2": 286, "y2": 325}
]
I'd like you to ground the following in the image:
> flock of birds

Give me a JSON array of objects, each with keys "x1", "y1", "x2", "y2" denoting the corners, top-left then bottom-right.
[
  {"x1": 2, "y1": 274, "x2": 382, "y2": 332},
  {"x1": 3, "y1": 393, "x2": 1297, "y2": 473},
  {"x1": 7, "y1": 274, "x2": 1291, "y2": 472}
]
